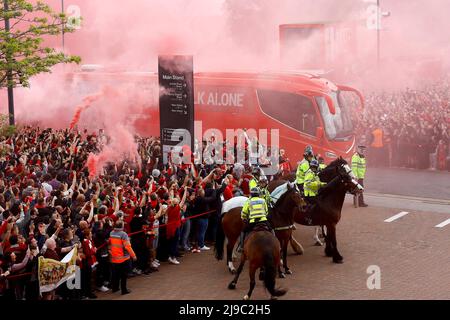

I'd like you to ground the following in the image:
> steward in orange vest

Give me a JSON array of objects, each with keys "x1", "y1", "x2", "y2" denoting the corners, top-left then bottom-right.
[
  {"x1": 108, "y1": 220, "x2": 137, "y2": 295},
  {"x1": 109, "y1": 222, "x2": 137, "y2": 264}
]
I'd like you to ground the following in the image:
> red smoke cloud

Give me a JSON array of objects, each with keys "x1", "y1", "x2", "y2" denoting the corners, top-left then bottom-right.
[{"x1": 1, "y1": 0, "x2": 448, "y2": 170}]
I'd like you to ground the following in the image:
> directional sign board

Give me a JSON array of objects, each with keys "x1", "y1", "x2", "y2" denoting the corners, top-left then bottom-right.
[{"x1": 158, "y1": 55, "x2": 194, "y2": 165}]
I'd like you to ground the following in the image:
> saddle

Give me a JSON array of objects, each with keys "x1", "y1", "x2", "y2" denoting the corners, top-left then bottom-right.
[{"x1": 251, "y1": 221, "x2": 272, "y2": 233}]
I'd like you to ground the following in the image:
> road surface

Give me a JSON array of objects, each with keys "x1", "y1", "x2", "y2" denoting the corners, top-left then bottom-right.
[{"x1": 99, "y1": 168, "x2": 450, "y2": 300}]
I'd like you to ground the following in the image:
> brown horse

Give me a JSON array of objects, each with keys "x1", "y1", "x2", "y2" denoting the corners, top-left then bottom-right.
[
  {"x1": 227, "y1": 223, "x2": 287, "y2": 300},
  {"x1": 267, "y1": 180, "x2": 305, "y2": 277},
  {"x1": 215, "y1": 183, "x2": 304, "y2": 278},
  {"x1": 278, "y1": 170, "x2": 329, "y2": 247}
]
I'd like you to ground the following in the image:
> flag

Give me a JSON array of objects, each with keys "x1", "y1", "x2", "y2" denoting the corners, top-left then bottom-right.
[{"x1": 38, "y1": 247, "x2": 78, "y2": 294}]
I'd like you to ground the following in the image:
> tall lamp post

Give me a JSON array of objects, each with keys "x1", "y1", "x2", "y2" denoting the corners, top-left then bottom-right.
[
  {"x1": 376, "y1": 0, "x2": 391, "y2": 65},
  {"x1": 3, "y1": 0, "x2": 15, "y2": 125}
]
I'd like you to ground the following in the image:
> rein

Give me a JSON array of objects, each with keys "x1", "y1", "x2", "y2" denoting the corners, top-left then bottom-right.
[{"x1": 273, "y1": 224, "x2": 295, "y2": 231}]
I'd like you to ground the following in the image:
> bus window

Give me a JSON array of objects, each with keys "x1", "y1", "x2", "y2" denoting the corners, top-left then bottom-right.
[
  {"x1": 257, "y1": 90, "x2": 318, "y2": 136},
  {"x1": 316, "y1": 91, "x2": 354, "y2": 141}
]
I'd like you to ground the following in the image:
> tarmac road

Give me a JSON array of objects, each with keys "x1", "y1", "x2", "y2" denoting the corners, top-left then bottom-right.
[{"x1": 99, "y1": 168, "x2": 450, "y2": 300}]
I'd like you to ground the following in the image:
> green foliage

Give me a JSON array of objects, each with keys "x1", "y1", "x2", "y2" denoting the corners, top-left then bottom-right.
[
  {"x1": 0, "y1": 0, "x2": 81, "y2": 88},
  {"x1": 0, "y1": 113, "x2": 16, "y2": 138}
]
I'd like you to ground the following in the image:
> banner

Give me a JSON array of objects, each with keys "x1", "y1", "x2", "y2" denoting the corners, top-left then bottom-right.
[
  {"x1": 158, "y1": 55, "x2": 195, "y2": 165},
  {"x1": 38, "y1": 247, "x2": 78, "y2": 293}
]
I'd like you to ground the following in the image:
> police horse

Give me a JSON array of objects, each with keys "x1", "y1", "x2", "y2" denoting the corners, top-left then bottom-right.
[
  {"x1": 215, "y1": 183, "x2": 304, "y2": 278},
  {"x1": 292, "y1": 157, "x2": 363, "y2": 263},
  {"x1": 227, "y1": 223, "x2": 288, "y2": 300}
]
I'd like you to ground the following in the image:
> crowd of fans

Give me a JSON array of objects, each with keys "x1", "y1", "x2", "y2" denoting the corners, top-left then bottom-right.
[
  {"x1": 0, "y1": 126, "x2": 268, "y2": 300},
  {"x1": 1, "y1": 79, "x2": 448, "y2": 300},
  {"x1": 353, "y1": 79, "x2": 450, "y2": 170}
]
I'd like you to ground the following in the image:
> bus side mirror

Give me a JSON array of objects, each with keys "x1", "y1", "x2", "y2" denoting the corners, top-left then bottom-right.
[
  {"x1": 337, "y1": 85, "x2": 365, "y2": 110},
  {"x1": 325, "y1": 95, "x2": 336, "y2": 115},
  {"x1": 316, "y1": 127, "x2": 324, "y2": 140}
]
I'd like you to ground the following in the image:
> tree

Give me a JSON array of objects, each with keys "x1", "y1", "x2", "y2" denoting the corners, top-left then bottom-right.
[
  {"x1": 0, "y1": 113, "x2": 15, "y2": 137},
  {"x1": 1, "y1": 0, "x2": 81, "y2": 124}
]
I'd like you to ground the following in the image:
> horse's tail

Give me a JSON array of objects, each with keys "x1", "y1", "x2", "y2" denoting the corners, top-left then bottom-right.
[
  {"x1": 214, "y1": 214, "x2": 225, "y2": 260},
  {"x1": 263, "y1": 255, "x2": 288, "y2": 297}
]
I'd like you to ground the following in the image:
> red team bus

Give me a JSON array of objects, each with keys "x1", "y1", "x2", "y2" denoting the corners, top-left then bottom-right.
[{"x1": 66, "y1": 69, "x2": 364, "y2": 166}]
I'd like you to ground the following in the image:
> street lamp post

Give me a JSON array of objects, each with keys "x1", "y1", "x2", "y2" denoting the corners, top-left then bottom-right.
[
  {"x1": 375, "y1": 0, "x2": 390, "y2": 65},
  {"x1": 3, "y1": 0, "x2": 15, "y2": 126},
  {"x1": 377, "y1": 0, "x2": 381, "y2": 64}
]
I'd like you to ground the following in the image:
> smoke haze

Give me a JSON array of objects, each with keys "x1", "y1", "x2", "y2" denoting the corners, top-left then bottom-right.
[{"x1": 2, "y1": 0, "x2": 449, "y2": 167}]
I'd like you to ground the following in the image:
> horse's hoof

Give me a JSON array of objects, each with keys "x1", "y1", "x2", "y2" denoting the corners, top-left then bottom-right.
[
  {"x1": 270, "y1": 296, "x2": 278, "y2": 300},
  {"x1": 285, "y1": 269, "x2": 292, "y2": 275},
  {"x1": 228, "y1": 282, "x2": 236, "y2": 290},
  {"x1": 314, "y1": 241, "x2": 323, "y2": 246},
  {"x1": 333, "y1": 257, "x2": 344, "y2": 264},
  {"x1": 279, "y1": 273, "x2": 286, "y2": 279},
  {"x1": 229, "y1": 268, "x2": 236, "y2": 274},
  {"x1": 243, "y1": 295, "x2": 249, "y2": 300}
]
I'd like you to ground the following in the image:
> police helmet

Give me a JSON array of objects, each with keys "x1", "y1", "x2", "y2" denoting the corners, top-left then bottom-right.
[
  {"x1": 250, "y1": 187, "x2": 261, "y2": 197},
  {"x1": 304, "y1": 145, "x2": 314, "y2": 158},
  {"x1": 357, "y1": 145, "x2": 367, "y2": 154},
  {"x1": 310, "y1": 159, "x2": 319, "y2": 170},
  {"x1": 317, "y1": 154, "x2": 325, "y2": 163},
  {"x1": 252, "y1": 167, "x2": 261, "y2": 177}
]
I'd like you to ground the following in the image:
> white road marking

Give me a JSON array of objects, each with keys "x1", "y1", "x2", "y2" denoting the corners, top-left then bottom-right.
[
  {"x1": 435, "y1": 219, "x2": 450, "y2": 228},
  {"x1": 384, "y1": 211, "x2": 410, "y2": 222}
]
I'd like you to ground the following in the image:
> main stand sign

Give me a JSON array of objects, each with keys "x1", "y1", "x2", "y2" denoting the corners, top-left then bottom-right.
[{"x1": 158, "y1": 55, "x2": 194, "y2": 165}]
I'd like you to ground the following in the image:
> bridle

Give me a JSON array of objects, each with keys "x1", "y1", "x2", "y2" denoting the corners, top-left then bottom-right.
[
  {"x1": 289, "y1": 182, "x2": 307, "y2": 211},
  {"x1": 340, "y1": 164, "x2": 364, "y2": 193},
  {"x1": 271, "y1": 182, "x2": 303, "y2": 231}
]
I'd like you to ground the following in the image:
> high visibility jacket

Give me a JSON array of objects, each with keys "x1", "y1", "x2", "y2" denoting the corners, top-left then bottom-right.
[
  {"x1": 109, "y1": 229, "x2": 136, "y2": 264},
  {"x1": 295, "y1": 160, "x2": 310, "y2": 185},
  {"x1": 249, "y1": 177, "x2": 269, "y2": 201},
  {"x1": 249, "y1": 178, "x2": 258, "y2": 191},
  {"x1": 304, "y1": 169, "x2": 326, "y2": 197},
  {"x1": 351, "y1": 153, "x2": 366, "y2": 179},
  {"x1": 260, "y1": 187, "x2": 271, "y2": 206},
  {"x1": 241, "y1": 197, "x2": 268, "y2": 224},
  {"x1": 319, "y1": 163, "x2": 326, "y2": 171}
]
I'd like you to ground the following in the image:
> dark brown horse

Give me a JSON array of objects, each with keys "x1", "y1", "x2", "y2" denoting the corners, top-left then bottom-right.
[
  {"x1": 293, "y1": 157, "x2": 363, "y2": 263},
  {"x1": 227, "y1": 223, "x2": 287, "y2": 300},
  {"x1": 215, "y1": 183, "x2": 304, "y2": 278},
  {"x1": 267, "y1": 180, "x2": 305, "y2": 277}
]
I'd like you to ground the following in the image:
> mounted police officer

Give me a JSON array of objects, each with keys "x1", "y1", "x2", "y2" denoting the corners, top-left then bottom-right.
[
  {"x1": 318, "y1": 155, "x2": 326, "y2": 171},
  {"x1": 303, "y1": 160, "x2": 326, "y2": 225},
  {"x1": 352, "y1": 145, "x2": 368, "y2": 207},
  {"x1": 237, "y1": 187, "x2": 271, "y2": 252},
  {"x1": 295, "y1": 145, "x2": 315, "y2": 194},
  {"x1": 258, "y1": 175, "x2": 272, "y2": 208},
  {"x1": 249, "y1": 167, "x2": 261, "y2": 191}
]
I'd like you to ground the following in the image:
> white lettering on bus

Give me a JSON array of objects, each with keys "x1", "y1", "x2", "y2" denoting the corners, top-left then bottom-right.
[
  {"x1": 196, "y1": 91, "x2": 244, "y2": 107},
  {"x1": 198, "y1": 92, "x2": 206, "y2": 104}
]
